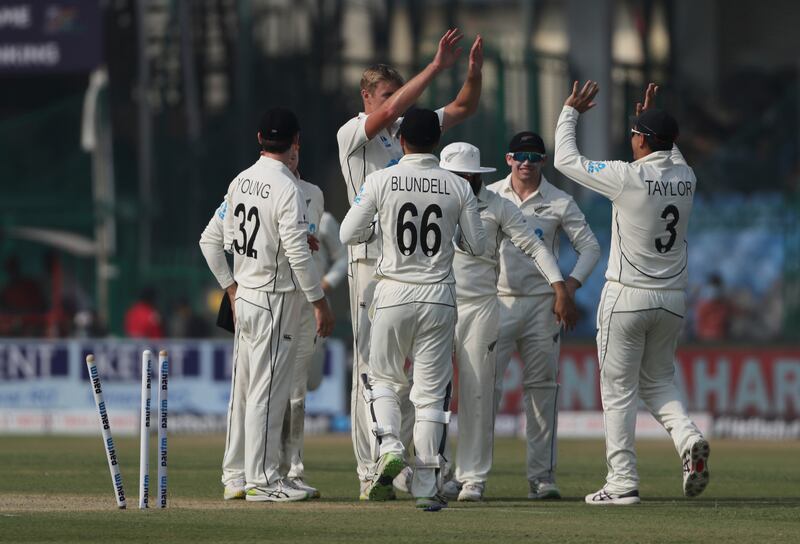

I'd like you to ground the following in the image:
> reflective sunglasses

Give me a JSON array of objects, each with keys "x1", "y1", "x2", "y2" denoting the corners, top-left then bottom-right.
[{"x1": 509, "y1": 151, "x2": 545, "y2": 163}]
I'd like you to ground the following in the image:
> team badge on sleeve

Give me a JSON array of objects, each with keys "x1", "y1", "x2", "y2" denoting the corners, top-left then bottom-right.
[
  {"x1": 216, "y1": 200, "x2": 227, "y2": 220},
  {"x1": 587, "y1": 161, "x2": 607, "y2": 174}
]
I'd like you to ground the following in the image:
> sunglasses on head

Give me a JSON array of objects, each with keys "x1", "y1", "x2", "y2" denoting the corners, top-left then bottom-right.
[
  {"x1": 630, "y1": 127, "x2": 654, "y2": 138},
  {"x1": 509, "y1": 151, "x2": 545, "y2": 163}
]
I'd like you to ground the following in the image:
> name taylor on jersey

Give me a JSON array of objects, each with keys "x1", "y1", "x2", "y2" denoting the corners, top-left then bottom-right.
[{"x1": 645, "y1": 179, "x2": 693, "y2": 197}]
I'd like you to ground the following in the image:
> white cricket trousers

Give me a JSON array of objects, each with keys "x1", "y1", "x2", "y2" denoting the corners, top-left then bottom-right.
[
  {"x1": 452, "y1": 294, "x2": 499, "y2": 486},
  {"x1": 221, "y1": 318, "x2": 248, "y2": 486},
  {"x1": 348, "y1": 258, "x2": 414, "y2": 483},
  {"x1": 367, "y1": 280, "x2": 456, "y2": 499},
  {"x1": 279, "y1": 301, "x2": 325, "y2": 479},
  {"x1": 494, "y1": 294, "x2": 561, "y2": 483},
  {"x1": 227, "y1": 287, "x2": 303, "y2": 489},
  {"x1": 597, "y1": 281, "x2": 703, "y2": 494}
]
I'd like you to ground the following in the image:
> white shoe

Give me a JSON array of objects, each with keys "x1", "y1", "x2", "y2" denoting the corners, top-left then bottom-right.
[
  {"x1": 441, "y1": 479, "x2": 462, "y2": 500},
  {"x1": 528, "y1": 479, "x2": 561, "y2": 500},
  {"x1": 245, "y1": 480, "x2": 308, "y2": 502},
  {"x1": 223, "y1": 480, "x2": 246, "y2": 500},
  {"x1": 393, "y1": 466, "x2": 413, "y2": 494},
  {"x1": 585, "y1": 487, "x2": 641, "y2": 505},
  {"x1": 287, "y1": 477, "x2": 321, "y2": 499},
  {"x1": 366, "y1": 453, "x2": 405, "y2": 501},
  {"x1": 457, "y1": 482, "x2": 484, "y2": 502},
  {"x1": 683, "y1": 438, "x2": 710, "y2": 498}
]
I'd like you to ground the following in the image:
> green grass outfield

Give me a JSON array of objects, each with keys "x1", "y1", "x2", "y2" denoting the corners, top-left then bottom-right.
[{"x1": 1, "y1": 435, "x2": 798, "y2": 543}]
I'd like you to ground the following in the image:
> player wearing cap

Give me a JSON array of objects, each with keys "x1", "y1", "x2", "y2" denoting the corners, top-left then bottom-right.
[
  {"x1": 488, "y1": 131, "x2": 601, "y2": 500},
  {"x1": 554, "y1": 82, "x2": 710, "y2": 505},
  {"x1": 220, "y1": 107, "x2": 334, "y2": 503},
  {"x1": 340, "y1": 110, "x2": 485, "y2": 510},
  {"x1": 436, "y1": 142, "x2": 578, "y2": 502},
  {"x1": 201, "y1": 148, "x2": 346, "y2": 502},
  {"x1": 337, "y1": 29, "x2": 484, "y2": 497}
]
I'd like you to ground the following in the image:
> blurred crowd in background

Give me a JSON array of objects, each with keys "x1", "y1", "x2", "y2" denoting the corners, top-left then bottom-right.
[{"x1": 1, "y1": 0, "x2": 798, "y2": 343}]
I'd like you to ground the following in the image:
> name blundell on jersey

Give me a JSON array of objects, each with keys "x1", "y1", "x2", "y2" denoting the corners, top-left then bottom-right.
[
  {"x1": 645, "y1": 179, "x2": 692, "y2": 197},
  {"x1": 390, "y1": 175, "x2": 451, "y2": 195}
]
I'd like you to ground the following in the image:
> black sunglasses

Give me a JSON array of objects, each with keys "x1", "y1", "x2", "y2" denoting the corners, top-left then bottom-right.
[{"x1": 508, "y1": 151, "x2": 545, "y2": 163}]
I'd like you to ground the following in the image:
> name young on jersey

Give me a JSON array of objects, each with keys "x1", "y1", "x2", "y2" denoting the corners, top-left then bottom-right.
[
  {"x1": 390, "y1": 176, "x2": 451, "y2": 195},
  {"x1": 236, "y1": 177, "x2": 271, "y2": 199},
  {"x1": 645, "y1": 179, "x2": 693, "y2": 197}
]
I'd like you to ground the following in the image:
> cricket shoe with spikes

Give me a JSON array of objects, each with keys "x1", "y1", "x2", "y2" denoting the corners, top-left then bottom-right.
[
  {"x1": 223, "y1": 479, "x2": 246, "y2": 500},
  {"x1": 683, "y1": 438, "x2": 711, "y2": 498},
  {"x1": 585, "y1": 487, "x2": 641, "y2": 506},
  {"x1": 458, "y1": 482, "x2": 485, "y2": 502},
  {"x1": 366, "y1": 453, "x2": 405, "y2": 501},
  {"x1": 287, "y1": 477, "x2": 321, "y2": 499},
  {"x1": 416, "y1": 493, "x2": 449, "y2": 511},
  {"x1": 245, "y1": 480, "x2": 308, "y2": 502}
]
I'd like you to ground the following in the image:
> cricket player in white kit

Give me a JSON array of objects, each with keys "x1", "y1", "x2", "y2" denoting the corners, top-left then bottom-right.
[
  {"x1": 279, "y1": 159, "x2": 348, "y2": 499},
  {"x1": 200, "y1": 149, "x2": 342, "y2": 501},
  {"x1": 489, "y1": 131, "x2": 601, "y2": 500},
  {"x1": 437, "y1": 142, "x2": 578, "y2": 502},
  {"x1": 554, "y1": 82, "x2": 710, "y2": 505},
  {"x1": 221, "y1": 108, "x2": 334, "y2": 502},
  {"x1": 340, "y1": 110, "x2": 486, "y2": 510},
  {"x1": 337, "y1": 29, "x2": 484, "y2": 497}
]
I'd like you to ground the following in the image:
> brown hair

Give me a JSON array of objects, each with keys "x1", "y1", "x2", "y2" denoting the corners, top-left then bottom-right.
[{"x1": 360, "y1": 64, "x2": 404, "y2": 94}]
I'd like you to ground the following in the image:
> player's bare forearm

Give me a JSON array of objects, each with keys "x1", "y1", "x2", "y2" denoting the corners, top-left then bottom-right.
[
  {"x1": 552, "y1": 281, "x2": 578, "y2": 330},
  {"x1": 365, "y1": 29, "x2": 462, "y2": 138},
  {"x1": 565, "y1": 276, "x2": 582, "y2": 299},
  {"x1": 443, "y1": 35, "x2": 483, "y2": 131}
]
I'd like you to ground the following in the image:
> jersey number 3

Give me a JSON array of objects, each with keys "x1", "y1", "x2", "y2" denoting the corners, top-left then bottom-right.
[
  {"x1": 655, "y1": 204, "x2": 679, "y2": 254},
  {"x1": 396, "y1": 203, "x2": 442, "y2": 257},
  {"x1": 233, "y1": 204, "x2": 260, "y2": 258}
]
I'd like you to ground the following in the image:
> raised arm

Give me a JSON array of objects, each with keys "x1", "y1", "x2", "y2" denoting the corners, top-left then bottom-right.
[
  {"x1": 636, "y1": 82, "x2": 686, "y2": 166},
  {"x1": 554, "y1": 81, "x2": 627, "y2": 200},
  {"x1": 441, "y1": 35, "x2": 483, "y2": 131},
  {"x1": 364, "y1": 29, "x2": 464, "y2": 139}
]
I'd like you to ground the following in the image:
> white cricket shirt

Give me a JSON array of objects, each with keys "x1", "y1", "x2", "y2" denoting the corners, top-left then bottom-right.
[
  {"x1": 199, "y1": 198, "x2": 234, "y2": 289},
  {"x1": 554, "y1": 105, "x2": 696, "y2": 290},
  {"x1": 340, "y1": 153, "x2": 485, "y2": 285},
  {"x1": 222, "y1": 156, "x2": 324, "y2": 302},
  {"x1": 453, "y1": 186, "x2": 564, "y2": 299},
  {"x1": 336, "y1": 108, "x2": 444, "y2": 261},
  {"x1": 487, "y1": 175, "x2": 600, "y2": 297},
  {"x1": 317, "y1": 211, "x2": 347, "y2": 288}
]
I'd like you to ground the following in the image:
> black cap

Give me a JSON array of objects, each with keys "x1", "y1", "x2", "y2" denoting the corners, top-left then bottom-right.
[
  {"x1": 258, "y1": 107, "x2": 299, "y2": 144},
  {"x1": 633, "y1": 108, "x2": 678, "y2": 144},
  {"x1": 399, "y1": 108, "x2": 441, "y2": 147},
  {"x1": 508, "y1": 131, "x2": 545, "y2": 153}
]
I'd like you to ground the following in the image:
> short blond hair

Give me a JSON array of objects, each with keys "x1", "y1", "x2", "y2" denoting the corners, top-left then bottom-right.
[{"x1": 360, "y1": 64, "x2": 404, "y2": 94}]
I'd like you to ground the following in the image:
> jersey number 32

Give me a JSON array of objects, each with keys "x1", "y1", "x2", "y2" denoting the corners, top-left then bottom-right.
[{"x1": 233, "y1": 204, "x2": 260, "y2": 258}]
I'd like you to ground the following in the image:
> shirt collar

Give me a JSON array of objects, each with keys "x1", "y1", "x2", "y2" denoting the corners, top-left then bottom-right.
[
  {"x1": 398, "y1": 153, "x2": 440, "y2": 167},
  {"x1": 258, "y1": 155, "x2": 293, "y2": 176},
  {"x1": 499, "y1": 173, "x2": 549, "y2": 203},
  {"x1": 633, "y1": 150, "x2": 672, "y2": 166}
]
